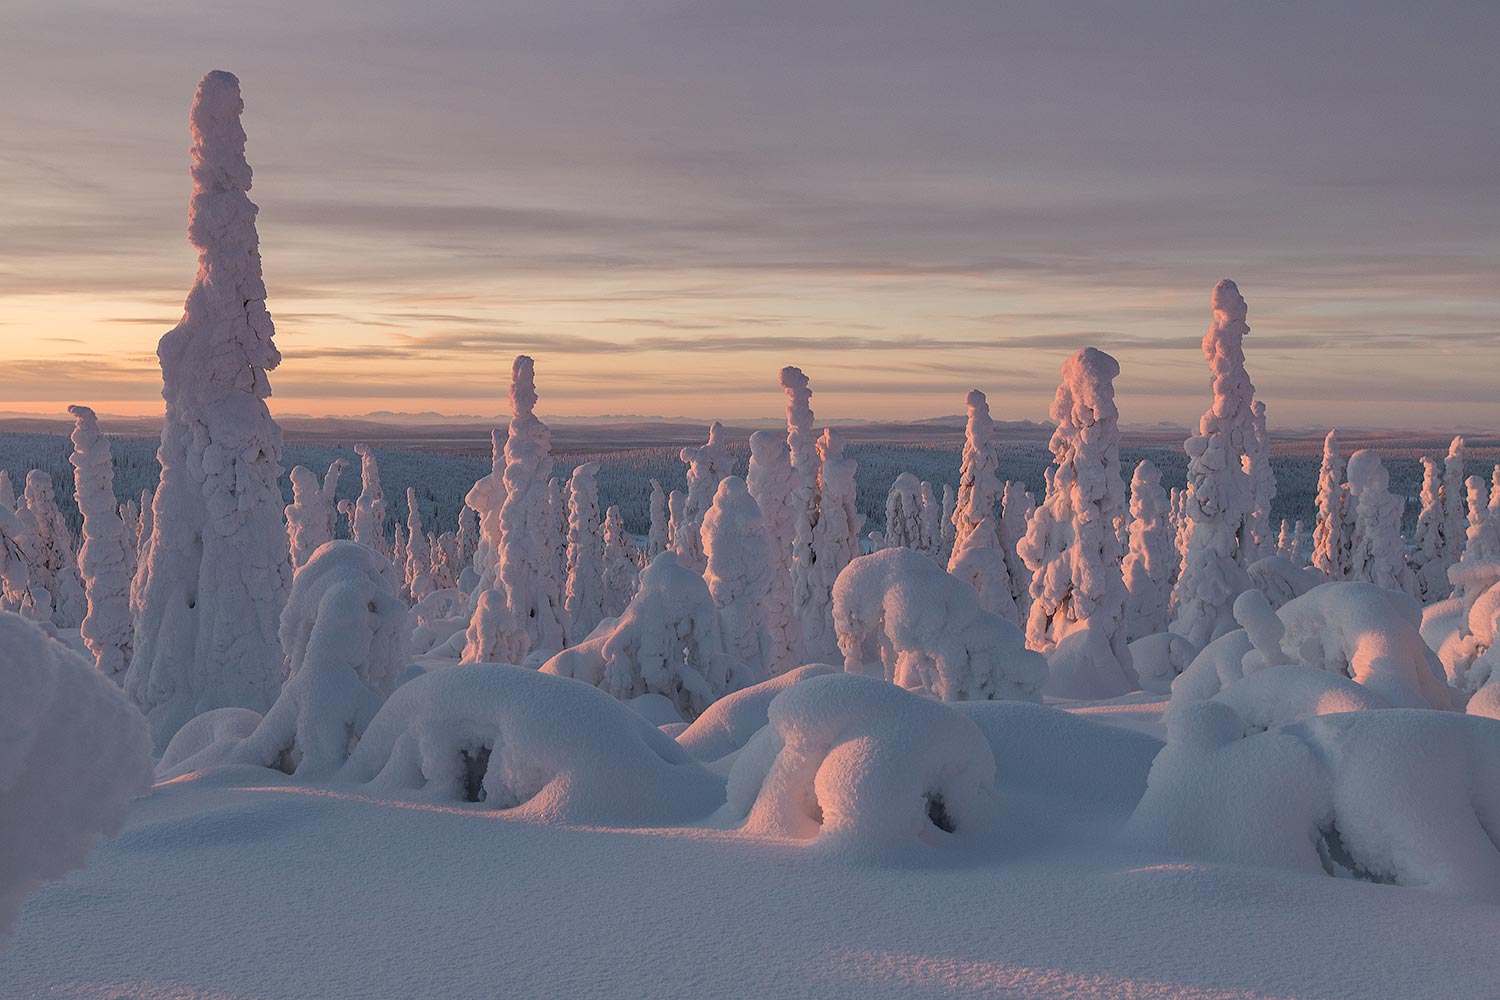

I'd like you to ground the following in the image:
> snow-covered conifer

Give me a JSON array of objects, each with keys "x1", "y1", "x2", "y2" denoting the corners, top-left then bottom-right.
[
  {"x1": 1460, "y1": 476, "x2": 1500, "y2": 567},
  {"x1": 677, "y1": 422, "x2": 732, "y2": 573},
  {"x1": 1018, "y1": 347, "x2": 1134, "y2": 697},
  {"x1": 781, "y1": 366, "x2": 823, "y2": 653},
  {"x1": 67, "y1": 406, "x2": 133, "y2": 680},
  {"x1": 463, "y1": 428, "x2": 505, "y2": 591},
  {"x1": 404, "y1": 487, "x2": 434, "y2": 601},
  {"x1": 1346, "y1": 450, "x2": 1413, "y2": 595},
  {"x1": 126, "y1": 72, "x2": 293, "y2": 750},
  {"x1": 948, "y1": 517, "x2": 1020, "y2": 623},
  {"x1": 884, "y1": 472, "x2": 926, "y2": 552},
  {"x1": 667, "y1": 489, "x2": 689, "y2": 563},
  {"x1": 564, "y1": 462, "x2": 606, "y2": 642},
  {"x1": 746, "y1": 430, "x2": 803, "y2": 674},
  {"x1": 493, "y1": 355, "x2": 566, "y2": 658},
  {"x1": 1311, "y1": 430, "x2": 1354, "y2": 579},
  {"x1": 1410, "y1": 456, "x2": 1448, "y2": 601},
  {"x1": 461, "y1": 587, "x2": 528, "y2": 665},
  {"x1": 999, "y1": 481, "x2": 1034, "y2": 614},
  {"x1": 1122, "y1": 459, "x2": 1173, "y2": 641},
  {"x1": 939, "y1": 483, "x2": 957, "y2": 561},
  {"x1": 602, "y1": 505, "x2": 640, "y2": 619},
  {"x1": 0, "y1": 504, "x2": 36, "y2": 616},
  {"x1": 1440, "y1": 436, "x2": 1467, "y2": 570},
  {"x1": 917, "y1": 481, "x2": 941, "y2": 559},
  {"x1": 1246, "y1": 399, "x2": 1277, "y2": 560},
  {"x1": 647, "y1": 479, "x2": 669, "y2": 558},
  {"x1": 948, "y1": 389, "x2": 1004, "y2": 560},
  {"x1": 1170, "y1": 280, "x2": 1259, "y2": 649},
  {"x1": 23, "y1": 471, "x2": 85, "y2": 628},
  {"x1": 345, "y1": 444, "x2": 387, "y2": 553},
  {"x1": 548, "y1": 475, "x2": 569, "y2": 597},
  {"x1": 804, "y1": 429, "x2": 862, "y2": 659},
  {"x1": 702, "y1": 476, "x2": 773, "y2": 689},
  {"x1": 284, "y1": 459, "x2": 344, "y2": 569}
]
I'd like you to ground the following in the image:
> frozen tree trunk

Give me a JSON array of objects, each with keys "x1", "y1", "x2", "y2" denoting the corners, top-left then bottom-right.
[
  {"x1": 602, "y1": 505, "x2": 640, "y2": 619},
  {"x1": 1345, "y1": 451, "x2": 1415, "y2": 596},
  {"x1": 67, "y1": 406, "x2": 134, "y2": 681},
  {"x1": 677, "y1": 422, "x2": 732, "y2": 573},
  {"x1": 647, "y1": 479, "x2": 669, "y2": 559},
  {"x1": 703, "y1": 476, "x2": 774, "y2": 689},
  {"x1": 1170, "y1": 280, "x2": 1259, "y2": 650},
  {"x1": 948, "y1": 389, "x2": 1006, "y2": 562},
  {"x1": 126, "y1": 72, "x2": 293, "y2": 750},
  {"x1": 564, "y1": 462, "x2": 606, "y2": 643},
  {"x1": 1018, "y1": 348, "x2": 1134, "y2": 698},
  {"x1": 285, "y1": 459, "x2": 344, "y2": 570},
  {"x1": 804, "y1": 429, "x2": 862, "y2": 659},
  {"x1": 746, "y1": 429, "x2": 804, "y2": 675},
  {"x1": 1311, "y1": 430, "x2": 1354, "y2": 580},
  {"x1": 1122, "y1": 460, "x2": 1173, "y2": 641},
  {"x1": 492, "y1": 355, "x2": 566, "y2": 659},
  {"x1": 22, "y1": 471, "x2": 85, "y2": 628}
]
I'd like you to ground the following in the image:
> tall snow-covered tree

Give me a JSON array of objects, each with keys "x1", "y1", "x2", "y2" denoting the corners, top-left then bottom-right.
[
  {"x1": 1170, "y1": 279, "x2": 1258, "y2": 649},
  {"x1": 601, "y1": 505, "x2": 639, "y2": 619},
  {"x1": 1440, "y1": 436, "x2": 1467, "y2": 572},
  {"x1": 1409, "y1": 456, "x2": 1448, "y2": 601},
  {"x1": 342, "y1": 444, "x2": 387, "y2": 553},
  {"x1": 1311, "y1": 430, "x2": 1355, "y2": 580},
  {"x1": 1346, "y1": 450, "x2": 1414, "y2": 596},
  {"x1": 1460, "y1": 476, "x2": 1500, "y2": 568},
  {"x1": 1018, "y1": 347, "x2": 1134, "y2": 697},
  {"x1": 781, "y1": 366, "x2": 821, "y2": 652},
  {"x1": 285, "y1": 459, "x2": 344, "y2": 569},
  {"x1": 461, "y1": 588, "x2": 528, "y2": 665},
  {"x1": 884, "y1": 472, "x2": 927, "y2": 552},
  {"x1": 23, "y1": 470, "x2": 85, "y2": 628},
  {"x1": 939, "y1": 483, "x2": 957, "y2": 561},
  {"x1": 493, "y1": 355, "x2": 566, "y2": 658},
  {"x1": 67, "y1": 406, "x2": 134, "y2": 680},
  {"x1": 677, "y1": 421, "x2": 732, "y2": 573},
  {"x1": 948, "y1": 389, "x2": 1005, "y2": 558},
  {"x1": 1122, "y1": 459, "x2": 1173, "y2": 641},
  {"x1": 667, "y1": 490, "x2": 689, "y2": 565},
  {"x1": 746, "y1": 429, "x2": 803, "y2": 675},
  {"x1": 647, "y1": 479, "x2": 669, "y2": 559},
  {"x1": 917, "y1": 481, "x2": 942, "y2": 559},
  {"x1": 949, "y1": 516, "x2": 1020, "y2": 624},
  {"x1": 564, "y1": 462, "x2": 606, "y2": 642},
  {"x1": 702, "y1": 476, "x2": 773, "y2": 689},
  {"x1": 404, "y1": 487, "x2": 434, "y2": 601},
  {"x1": 463, "y1": 428, "x2": 505, "y2": 592},
  {"x1": 804, "y1": 429, "x2": 862, "y2": 659},
  {"x1": 0, "y1": 502, "x2": 36, "y2": 616},
  {"x1": 999, "y1": 481, "x2": 1034, "y2": 616},
  {"x1": 126, "y1": 71, "x2": 293, "y2": 749},
  {"x1": 1246, "y1": 399, "x2": 1277, "y2": 559}
]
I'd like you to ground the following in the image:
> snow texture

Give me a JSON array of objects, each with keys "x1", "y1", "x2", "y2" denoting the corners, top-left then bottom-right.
[
  {"x1": 1345, "y1": 449, "x2": 1414, "y2": 596},
  {"x1": 675, "y1": 664, "x2": 840, "y2": 763},
  {"x1": 1122, "y1": 459, "x2": 1173, "y2": 642},
  {"x1": 67, "y1": 406, "x2": 133, "y2": 680},
  {"x1": 804, "y1": 428, "x2": 863, "y2": 658},
  {"x1": 127, "y1": 71, "x2": 293, "y2": 752},
  {"x1": 22, "y1": 470, "x2": 84, "y2": 628},
  {"x1": 676, "y1": 421, "x2": 732, "y2": 573},
  {"x1": 832, "y1": 547, "x2": 1046, "y2": 702},
  {"x1": 285, "y1": 459, "x2": 345, "y2": 569},
  {"x1": 601, "y1": 504, "x2": 640, "y2": 619}
]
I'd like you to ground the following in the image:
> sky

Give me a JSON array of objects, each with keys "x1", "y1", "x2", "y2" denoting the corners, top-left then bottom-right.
[{"x1": 1, "y1": 0, "x2": 1496, "y2": 428}]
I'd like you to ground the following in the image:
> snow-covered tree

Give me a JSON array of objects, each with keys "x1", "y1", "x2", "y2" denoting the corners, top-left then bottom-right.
[
  {"x1": 341, "y1": 444, "x2": 387, "y2": 553},
  {"x1": 1410, "y1": 456, "x2": 1448, "y2": 601},
  {"x1": 746, "y1": 429, "x2": 803, "y2": 675},
  {"x1": 884, "y1": 472, "x2": 927, "y2": 553},
  {"x1": 1345, "y1": 450, "x2": 1413, "y2": 596},
  {"x1": 463, "y1": 428, "x2": 505, "y2": 592},
  {"x1": 1170, "y1": 280, "x2": 1259, "y2": 649},
  {"x1": 1440, "y1": 436, "x2": 1467, "y2": 570},
  {"x1": 702, "y1": 476, "x2": 773, "y2": 690},
  {"x1": 494, "y1": 355, "x2": 566, "y2": 658},
  {"x1": 647, "y1": 479, "x2": 669, "y2": 559},
  {"x1": 1311, "y1": 430, "x2": 1355, "y2": 580},
  {"x1": 1122, "y1": 459, "x2": 1173, "y2": 642},
  {"x1": 23, "y1": 471, "x2": 84, "y2": 628},
  {"x1": 564, "y1": 462, "x2": 606, "y2": 642},
  {"x1": 1246, "y1": 399, "x2": 1277, "y2": 560},
  {"x1": 804, "y1": 429, "x2": 862, "y2": 659},
  {"x1": 939, "y1": 484, "x2": 957, "y2": 561},
  {"x1": 0, "y1": 504, "x2": 36, "y2": 617},
  {"x1": 667, "y1": 490, "x2": 689, "y2": 564},
  {"x1": 677, "y1": 421, "x2": 732, "y2": 573},
  {"x1": 917, "y1": 481, "x2": 942, "y2": 559},
  {"x1": 1289, "y1": 519, "x2": 1307, "y2": 564},
  {"x1": 285, "y1": 459, "x2": 344, "y2": 569},
  {"x1": 948, "y1": 389, "x2": 1005, "y2": 559},
  {"x1": 457, "y1": 504, "x2": 479, "y2": 569},
  {"x1": 461, "y1": 587, "x2": 527, "y2": 665},
  {"x1": 781, "y1": 366, "x2": 822, "y2": 651},
  {"x1": 1460, "y1": 476, "x2": 1500, "y2": 567},
  {"x1": 548, "y1": 475, "x2": 569, "y2": 599},
  {"x1": 601, "y1": 505, "x2": 639, "y2": 619},
  {"x1": 1018, "y1": 347, "x2": 1134, "y2": 698},
  {"x1": 67, "y1": 406, "x2": 134, "y2": 680},
  {"x1": 404, "y1": 487, "x2": 435, "y2": 602},
  {"x1": 948, "y1": 516, "x2": 1020, "y2": 623},
  {"x1": 999, "y1": 480, "x2": 1034, "y2": 615},
  {"x1": 126, "y1": 72, "x2": 294, "y2": 750}
]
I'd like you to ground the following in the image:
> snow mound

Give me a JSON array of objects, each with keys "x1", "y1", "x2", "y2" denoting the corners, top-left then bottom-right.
[
  {"x1": 675, "y1": 664, "x2": 839, "y2": 763},
  {"x1": 157, "y1": 706, "x2": 264, "y2": 776},
  {"x1": 1208, "y1": 665, "x2": 1389, "y2": 732},
  {"x1": 1127, "y1": 631, "x2": 1199, "y2": 694},
  {"x1": 342, "y1": 664, "x2": 724, "y2": 826},
  {"x1": 1, "y1": 612, "x2": 152, "y2": 939},
  {"x1": 832, "y1": 548, "x2": 1046, "y2": 702},
  {"x1": 1127, "y1": 702, "x2": 1500, "y2": 901},
  {"x1": 725, "y1": 673, "x2": 999, "y2": 856}
]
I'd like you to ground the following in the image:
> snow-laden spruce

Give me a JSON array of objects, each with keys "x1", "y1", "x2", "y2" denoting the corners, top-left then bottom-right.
[
  {"x1": 563, "y1": 462, "x2": 606, "y2": 642},
  {"x1": 802, "y1": 428, "x2": 863, "y2": 659},
  {"x1": 67, "y1": 406, "x2": 134, "y2": 680},
  {"x1": 676, "y1": 422, "x2": 732, "y2": 573},
  {"x1": 1019, "y1": 347, "x2": 1135, "y2": 699},
  {"x1": 159, "y1": 541, "x2": 411, "y2": 778},
  {"x1": 464, "y1": 428, "x2": 505, "y2": 592},
  {"x1": 543, "y1": 551, "x2": 731, "y2": 720},
  {"x1": 646, "y1": 479, "x2": 668, "y2": 559},
  {"x1": 1441, "y1": 436, "x2": 1468, "y2": 574},
  {"x1": 1459, "y1": 476, "x2": 1500, "y2": 570},
  {"x1": 1311, "y1": 430, "x2": 1355, "y2": 580},
  {"x1": 1169, "y1": 281, "x2": 1261, "y2": 650},
  {"x1": 127, "y1": 72, "x2": 293, "y2": 750},
  {"x1": 1410, "y1": 456, "x2": 1448, "y2": 602},
  {"x1": 486, "y1": 355, "x2": 566, "y2": 661},
  {"x1": 601, "y1": 505, "x2": 639, "y2": 620},
  {"x1": 0, "y1": 502, "x2": 36, "y2": 617},
  {"x1": 285, "y1": 459, "x2": 345, "y2": 569},
  {"x1": 781, "y1": 366, "x2": 824, "y2": 654},
  {"x1": 833, "y1": 547, "x2": 1046, "y2": 702},
  {"x1": 948, "y1": 515, "x2": 1021, "y2": 623},
  {"x1": 0, "y1": 612, "x2": 152, "y2": 941},
  {"x1": 746, "y1": 429, "x2": 804, "y2": 675},
  {"x1": 461, "y1": 587, "x2": 527, "y2": 666},
  {"x1": 702, "y1": 476, "x2": 774, "y2": 690},
  {"x1": 724, "y1": 672, "x2": 1000, "y2": 857},
  {"x1": 22, "y1": 471, "x2": 84, "y2": 628},
  {"x1": 340, "y1": 444, "x2": 387, "y2": 553},
  {"x1": 1122, "y1": 459, "x2": 1174, "y2": 642},
  {"x1": 404, "y1": 487, "x2": 434, "y2": 601},
  {"x1": 884, "y1": 472, "x2": 927, "y2": 553},
  {"x1": 949, "y1": 389, "x2": 1006, "y2": 559},
  {"x1": 1246, "y1": 399, "x2": 1277, "y2": 560},
  {"x1": 1345, "y1": 449, "x2": 1415, "y2": 596}
]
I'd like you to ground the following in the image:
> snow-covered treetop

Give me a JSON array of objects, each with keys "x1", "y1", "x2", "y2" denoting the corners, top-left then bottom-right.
[
  {"x1": 1199, "y1": 279, "x2": 1253, "y2": 428},
  {"x1": 161, "y1": 70, "x2": 280, "y2": 408},
  {"x1": 779, "y1": 365, "x2": 817, "y2": 485}
]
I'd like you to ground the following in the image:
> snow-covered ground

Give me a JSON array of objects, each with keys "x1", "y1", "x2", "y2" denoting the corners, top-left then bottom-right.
[{"x1": 6, "y1": 695, "x2": 1499, "y2": 1000}]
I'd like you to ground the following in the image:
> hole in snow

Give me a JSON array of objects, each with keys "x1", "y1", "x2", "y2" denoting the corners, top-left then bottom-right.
[
  {"x1": 460, "y1": 744, "x2": 492, "y2": 804},
  {"x1": 1317, "y1": 821, "x2": 1395, "y2": 885},
  {"x1": 925, "y1": 792, "x2": 955, "y2": 834}
]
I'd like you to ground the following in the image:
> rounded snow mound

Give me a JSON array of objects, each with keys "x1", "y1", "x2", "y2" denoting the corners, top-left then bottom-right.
[
  {"x1": 1, "y1": 612, "x2": 153, "y2": 939},
  {"x1": 157, "y1": 706, "x2": 264, "y2": 776},
  {"x1": 1127, "y1": 701, "x2": 1500, "y2": 901},
  {"x1": 675, "y1": 664, "x2": 839, "y2": 763},
  {"x1": 832, "y1": 547, "x2": 1046, "y2": 702},
  {"x1": 1208, "y1": 665, "x2": 1389, "y2": 732},
  {"x1": 724, "y1": 673, "x2": 999, "y2": 856},
  {"x1": 341, "y1": 664, "x2": 724, "y2": 826}
]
